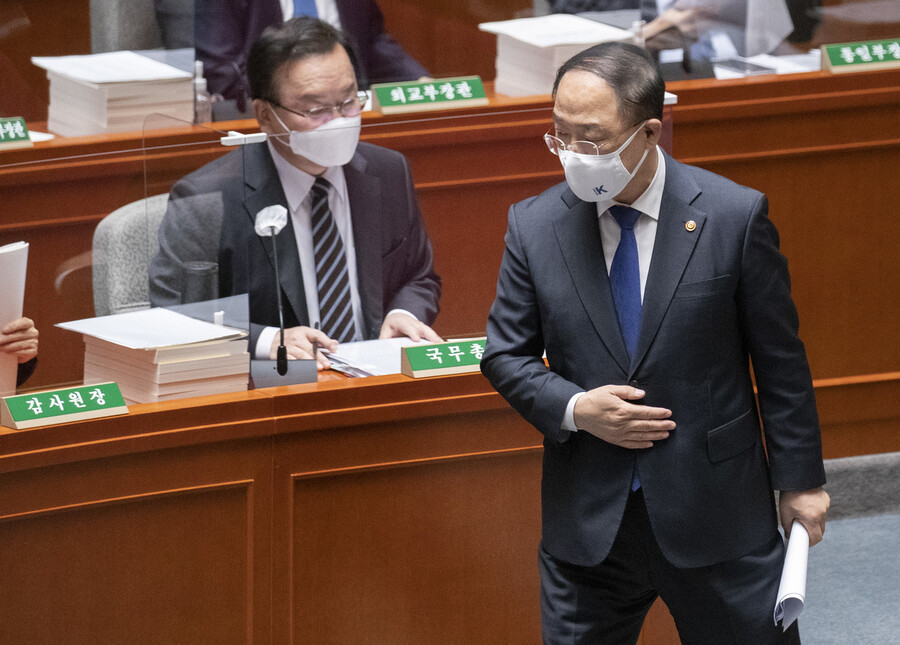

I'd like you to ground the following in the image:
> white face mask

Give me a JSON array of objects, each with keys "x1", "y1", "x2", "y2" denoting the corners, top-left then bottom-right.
[
  {"x1": 271, "y1": 111, "x2": 361, "y2": 168},
  {"x1": 559, "y1": 123, "x2": 649, "y2": 204}
]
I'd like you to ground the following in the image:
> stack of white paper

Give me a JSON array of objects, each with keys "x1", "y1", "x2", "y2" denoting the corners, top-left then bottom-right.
[
  {"x1": 479, "y1": 15, "x2": 632, "y2": 97},
  {"x1": 31, "y1": 51, "x2": 193, "y2": 137},
  {"x1": 57, "y1": 308, "x2": 250, "y2": 404}
]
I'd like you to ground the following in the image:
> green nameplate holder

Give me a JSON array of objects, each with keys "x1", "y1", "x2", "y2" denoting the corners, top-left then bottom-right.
[
  {"x1": 401, "y1": 338, "x2": 486, "y2": 379},
  {"x1": 822, "y1": 39, "x2": 900, "y2": 73},
  {"x1": 1, "y1": 382, "x2": 128, "y2": 430},
  {"x1": 370, "y1": 76, "x2": 489, "y2": 115},
  {"x1": 0, "y1": 117, "x2": 32, "y2": 151}
]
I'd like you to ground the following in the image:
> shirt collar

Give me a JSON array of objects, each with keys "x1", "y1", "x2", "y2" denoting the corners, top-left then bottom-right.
[
  {"x1": 267, "y1": 140, "x2": 349, "y2": 213},
  {"x1": 601, "y1": 146, "x2": 666, "y2": 220}
]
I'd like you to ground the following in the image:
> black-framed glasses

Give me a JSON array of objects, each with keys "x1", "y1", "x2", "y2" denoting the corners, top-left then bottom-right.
[{"x1": 268, "y1": 91, "x2": 369, "y2": 124}]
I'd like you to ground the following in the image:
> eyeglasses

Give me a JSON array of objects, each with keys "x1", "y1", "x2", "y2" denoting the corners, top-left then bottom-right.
[
  {"x1": 268, "y1": 91, "x2": 369, "y2": 124},
  {"x1": 543, "y1": 124, "x2": 640, "y2": 157}
]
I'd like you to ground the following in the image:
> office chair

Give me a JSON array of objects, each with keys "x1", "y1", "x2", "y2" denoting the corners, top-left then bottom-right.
[{"x1": 92, "y1": 193, "x2": 169, "y2": 316}]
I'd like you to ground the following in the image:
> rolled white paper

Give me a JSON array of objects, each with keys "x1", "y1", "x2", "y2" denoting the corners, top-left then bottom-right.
[{"x1": 774, "y1": 520, "x2": 810, "y2": 630}]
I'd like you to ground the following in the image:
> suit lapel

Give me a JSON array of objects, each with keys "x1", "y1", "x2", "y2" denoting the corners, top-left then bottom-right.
[
  {"x1": 345, "y1": 152, "x2": 383, "y2": 339},
  {"x1": 553, "y1": 191, "x2": 631, "y2": 373},
  {"x1": 631, "y1": 156, "x2": 705, "y2": 373},
  {"x1": 242, "y1": 144, "x2": 307, "y2": 325}
]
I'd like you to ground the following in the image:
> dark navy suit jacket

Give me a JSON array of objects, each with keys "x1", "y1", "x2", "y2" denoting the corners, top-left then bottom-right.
[
  {"x1": 195, "y1": 0, "x2": 429, "y2": 102},
  {"x1": 481, "y1": 152, "x2": 825, "y2": 568},
  {"x1": 148, "y1": 142, "x2": 440, "y2": 347}
]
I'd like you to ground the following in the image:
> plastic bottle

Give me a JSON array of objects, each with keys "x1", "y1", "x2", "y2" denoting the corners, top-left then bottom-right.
[{"x1": 193, "y1": 60, "x2": 213, "y2": 124}]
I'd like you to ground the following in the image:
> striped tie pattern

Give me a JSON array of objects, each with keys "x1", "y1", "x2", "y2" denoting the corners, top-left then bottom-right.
[{"x1": 310, "y1": 177, "x2": 356, "y2": 342}]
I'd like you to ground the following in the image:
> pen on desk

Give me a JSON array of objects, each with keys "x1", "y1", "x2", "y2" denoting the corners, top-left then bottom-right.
[{"x1": 312, "y1": 322, "x2": 319, "y2": 362}]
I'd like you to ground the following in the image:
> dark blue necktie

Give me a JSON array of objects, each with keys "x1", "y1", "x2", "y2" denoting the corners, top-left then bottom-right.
[
  {"x1": 609, "y1": 205, "x2": 643, "y2": 358},
  {"x1": 609, "y1": 205, "x2": 644, "y2": 492},
  {"x1": 293, "y1": 0, "x2": 318, "y2": 17}
]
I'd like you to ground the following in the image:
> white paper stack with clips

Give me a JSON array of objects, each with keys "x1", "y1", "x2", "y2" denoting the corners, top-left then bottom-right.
[
  {"x1": 479, "y1": 14, "x2": 632, "y2": 97},
  {"x1": 31, "y1": 51, "x2": 193, "y2": 137},
  {"x1": 57, "y1": 308, "x2": 250, "y2": 405}
]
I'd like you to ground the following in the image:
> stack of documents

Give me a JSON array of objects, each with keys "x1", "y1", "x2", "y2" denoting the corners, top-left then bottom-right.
[
  {"x1": 479, "y1": 14, "x2": 632, "y2": 97},
  {"x1": 31, "y1": 51, "x2": 193, "y2": 137},
  {"x1": 58, "y1": 308, "x2": 249, "y2": 405}
]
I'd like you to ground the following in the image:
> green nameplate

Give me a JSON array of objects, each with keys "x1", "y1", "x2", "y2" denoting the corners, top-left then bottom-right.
[
  {"x1": 822, "y1": 39, "x2": 900, "y2": 73},
  {"x1": 1, "y1": 382, "x2": 128, "y2": 430},
  {"x1": 371, "y1": 76, "x2": 489, "y2": 115},
  {"x1": 0, "y1": 117, "x2": 32, "y2": 150},
  {"x1": 401, "y1": 338, "x2": 486, "y2": 379}
]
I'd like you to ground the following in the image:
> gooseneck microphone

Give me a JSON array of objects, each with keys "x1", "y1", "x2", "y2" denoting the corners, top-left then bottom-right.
[{"x1": 253, "y1": 205, "x2": 290, "y2": 375}]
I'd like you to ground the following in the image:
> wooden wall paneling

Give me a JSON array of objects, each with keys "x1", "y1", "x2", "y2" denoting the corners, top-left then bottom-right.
[
  {"x1": 0, "y1": 439, "x2": 273, "y2": 645},
  {"x1": 0, "y1": 0, "x2": 92, "y2": 121},
  {"x1": 268, "y1": 375, "x2": 543, "y2": 644}
]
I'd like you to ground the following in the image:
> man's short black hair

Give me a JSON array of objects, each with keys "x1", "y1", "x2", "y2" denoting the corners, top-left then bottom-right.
[
  {"x1": 248, "y1": 16, "x2": 362, "y2": 102},
  {"x1": 552, "y1": 42, "x2": 665, "y2": 126}
]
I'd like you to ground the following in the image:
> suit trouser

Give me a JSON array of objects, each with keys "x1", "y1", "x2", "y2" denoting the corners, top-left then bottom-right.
[{"x1": 539, "y1": 489, "x2": 801, "y2": 645}]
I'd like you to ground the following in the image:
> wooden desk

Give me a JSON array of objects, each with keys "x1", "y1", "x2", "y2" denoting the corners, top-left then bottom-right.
[{"x1": 0, "y1": 373, "x2": 544, "y2": 644}]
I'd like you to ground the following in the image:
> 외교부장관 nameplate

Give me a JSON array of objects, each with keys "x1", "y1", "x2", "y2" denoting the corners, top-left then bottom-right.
[
  {"x1": 370, "y1": 76, "x2": 489, "y2": 115},
  {"x1": 400, "y1": 338, "x2": 486, "y2": 379},
  {"x1": 1, "y1": 382, "x2": 128, "y2": 430}
]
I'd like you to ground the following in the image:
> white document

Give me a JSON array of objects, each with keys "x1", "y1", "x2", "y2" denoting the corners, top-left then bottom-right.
[
  {"x1": 31, "y1": 51, "x2": 191, "y2": 84},
  {"x1": 324, "y1": 337, "x2": 431, "y2": 377},
  {"x1": 774, "y1": 520, "x2": 810, "y2": 630},
  {"x1": 479, "y1": 14, "x2": 631, "y2": 48},
  {"x1": 57, "y1": 307, "x2": 245, "y2": 350},
  {"x1": 0, "y1": 242, "x2": 29, "y2": 397}
]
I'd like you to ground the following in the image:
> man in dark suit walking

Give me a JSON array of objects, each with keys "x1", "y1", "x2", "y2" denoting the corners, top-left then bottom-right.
[
  {"x1": 481, "y1": 42, "x2": 828, "y2": 643},
  {"x1": 150, "y1": 17, "x2": 441, "y2": 368}
]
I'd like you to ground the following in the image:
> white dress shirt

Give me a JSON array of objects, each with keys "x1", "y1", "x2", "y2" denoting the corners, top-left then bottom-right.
[
  {"x1": 256, "y1": 141, "x2": 364, "y2": 357},
  {"x1": 562, "y1": 146, "x2": 667, "y2": 432}
]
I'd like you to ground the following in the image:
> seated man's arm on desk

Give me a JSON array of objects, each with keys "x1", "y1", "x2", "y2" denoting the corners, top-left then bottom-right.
[{"x1": 374, "y1": 150, "x2": 442, "y2": 341}]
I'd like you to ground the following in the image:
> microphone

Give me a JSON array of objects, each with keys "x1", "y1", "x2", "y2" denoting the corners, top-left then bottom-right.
[{"x1": 254, "y1": 205, "x2": 289, "y2": 375}]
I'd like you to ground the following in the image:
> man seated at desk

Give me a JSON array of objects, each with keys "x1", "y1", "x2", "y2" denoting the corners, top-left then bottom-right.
[{"x1": 149, "y1": 17, "x2": 441, "y2": 370}]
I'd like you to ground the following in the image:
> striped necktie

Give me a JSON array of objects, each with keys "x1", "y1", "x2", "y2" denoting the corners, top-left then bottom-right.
[{"x1": 310, "y1": 177, "x2": 356, "y2": 342}]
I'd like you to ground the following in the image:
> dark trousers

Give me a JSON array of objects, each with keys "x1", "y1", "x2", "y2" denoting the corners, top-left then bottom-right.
[{"x1": 539, "y1": 489, "x2": 801, "y2": 645}]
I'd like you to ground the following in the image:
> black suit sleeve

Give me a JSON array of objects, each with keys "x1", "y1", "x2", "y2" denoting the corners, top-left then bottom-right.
[
  {"x1": 736, "y1": 194, "x2": 825, "y2": 491},
  {"x1": 16, "y1": 357, "x2": 36, "y2": 387},
  {"x1": 481, "y1": 204, "x2": 584, "y2": 444},
  {"x1": 381, "y1": 153, "x2": 441, "y2": 325}
]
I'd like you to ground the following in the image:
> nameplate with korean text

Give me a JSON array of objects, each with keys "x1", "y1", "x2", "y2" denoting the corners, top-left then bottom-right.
[
  {"x1": 822, "y1": 39, "x2": 900, "y2": 73},
  {"x1": 0, "y1": 117, "x2": 32, "y2": 150},
  {"x1": 1, "y1": 382, "x2": 128, "y2": 430},
  {"x1": 401, "y1": 338, "x2": 486, "y2": 378},
  {"x1": 371, "y1": 76, "x2": 489, "y2": 115}
]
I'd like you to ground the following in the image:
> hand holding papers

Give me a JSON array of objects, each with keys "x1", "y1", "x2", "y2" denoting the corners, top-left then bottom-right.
[
  {"x1": 774, "y1": 520, "x2": 810, "y2": 630},
  {"x1": 0, "y1": 242, "x2": 29, "y2": 396}
]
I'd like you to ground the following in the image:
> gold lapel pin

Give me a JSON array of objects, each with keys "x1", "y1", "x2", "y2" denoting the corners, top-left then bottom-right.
[{"x1": 685, "y1": 220, "x2": 697, "y2": 232}]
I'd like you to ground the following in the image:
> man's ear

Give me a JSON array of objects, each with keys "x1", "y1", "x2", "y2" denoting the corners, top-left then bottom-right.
[
  {"x1": 643, "y1": 119, "x2": 663, "y2": 148},
  {"x1": 253, "y1": 99, "x2": 276, "y2": 134}
]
